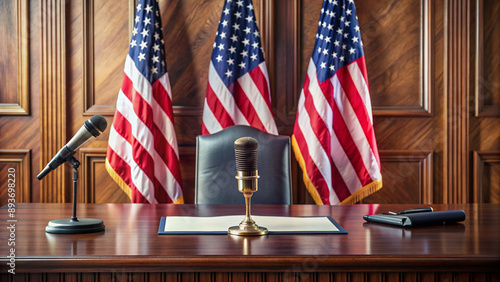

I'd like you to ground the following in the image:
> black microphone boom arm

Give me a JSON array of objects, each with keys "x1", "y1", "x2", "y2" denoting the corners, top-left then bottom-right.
[{"x1": 37, "y1": 146, "x2": 76, "y2": 180}]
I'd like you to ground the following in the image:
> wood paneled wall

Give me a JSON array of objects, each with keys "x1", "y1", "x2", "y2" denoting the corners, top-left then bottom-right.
[{"x1": 0, "y1": 0, "x2": 498, "y2": 205}]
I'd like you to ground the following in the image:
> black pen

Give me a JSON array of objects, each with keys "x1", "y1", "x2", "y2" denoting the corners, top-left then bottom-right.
[
  {"x1": 385, "y1": 207, "x2": 433, "y2": 215},
  {"x1": 396, "y1": 207, "x2": 433, "y2": 215}
]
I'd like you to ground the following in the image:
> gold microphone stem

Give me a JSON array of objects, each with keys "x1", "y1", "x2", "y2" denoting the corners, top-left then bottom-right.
[
  {"x1": 228, "y1": 186, "x2": 268, "y2": 236},
  {"x1": 245, "y1": 194, "x2": 251, "y2": 220}
]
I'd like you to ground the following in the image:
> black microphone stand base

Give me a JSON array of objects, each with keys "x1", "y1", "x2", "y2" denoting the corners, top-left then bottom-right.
[
  {"x1": 44, "y1": 156, "x2": 105, "y2": 234},
  {"x1": 46, "y1": 218, "x2": 105, "y2": 234}
]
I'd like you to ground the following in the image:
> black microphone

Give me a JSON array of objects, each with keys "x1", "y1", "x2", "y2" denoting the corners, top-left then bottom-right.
[
  {"x1": 37, "y1": 115, "x2": 107, "y2": 180},
  {"x1": 234, "y1": 137, "x2": 259, "y2": 194}
]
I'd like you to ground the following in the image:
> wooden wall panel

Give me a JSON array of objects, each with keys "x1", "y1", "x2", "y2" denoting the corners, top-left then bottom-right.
[
  {"x1": 273, "y1": 0, "x2": 299, "y2": 127},
  {"x1": 0, "y1": 150, "x2": 31, "y2": 206},
  {"x1": 473, "y1": 151, "x2": 500, "y2": 203},
  {"x1": 0, "y1": 0, "x2": 29, "y2": 115},
  {"x1": 162, "y1": 0, "x2": 223, "y2": 111},
  {"x1": 39, "y1": 0, "x2": 68, "y2": 203},
  {"x1": 79, "y1": 148, "x2": 129, "y2": 203},
  {"x1": 475, "y1": 0, "x2": 500, "y2": 116},
  {"x1": 470, "y1": 0, "x2": 500, "y2": 203},
  {"x1": 360, "y1": 150, "x2": 433, "y2": 204},
  {"x1": 444, "y1": 0, "x2": 471, "y2": 204},
  {"x1": 0, "y1": 0, "x2": 40, "y2": 203},
  {"x1": 0, "y1": 0, "x2": 17, "y2": 105},
  {"x1": 357, "y1": 0, "x2": 432, "y2": 116},
  {"x1": 179, "y1": 147, "x2": 196, "y2": 204},
  {"x1": 83, "y1": 0, "x2": 132, "y2": 116}
]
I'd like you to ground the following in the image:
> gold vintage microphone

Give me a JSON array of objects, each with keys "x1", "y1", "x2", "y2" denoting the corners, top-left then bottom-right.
[{"x1": 228, "y1": 137, "x2": 268, "y2": 236}]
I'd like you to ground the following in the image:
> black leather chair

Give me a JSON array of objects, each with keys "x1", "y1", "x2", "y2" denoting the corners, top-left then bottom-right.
[{"x1": 195, "y1": 125, "x2": 292, "y2": 204}]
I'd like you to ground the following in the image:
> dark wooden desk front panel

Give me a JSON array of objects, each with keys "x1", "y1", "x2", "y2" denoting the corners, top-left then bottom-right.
[{"x1": 1, "y1": 204, "x2": 499, "y2": 281}]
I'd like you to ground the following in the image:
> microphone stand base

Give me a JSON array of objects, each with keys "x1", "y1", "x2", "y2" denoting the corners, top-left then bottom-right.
[{"x1": 45, "y1": 218, "x2": 105, "y2": 234}]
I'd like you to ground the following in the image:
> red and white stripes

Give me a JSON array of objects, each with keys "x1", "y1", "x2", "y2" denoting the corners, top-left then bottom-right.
[
  {"x1": 202, "y1": 61, "x2": 278, "y2": 135},
  {"x1": 293, "y1": 57, "x2": 382, "y2": 205},
  {"x1": 106, "y1": 55, "x2": 184, "y2": 204}
]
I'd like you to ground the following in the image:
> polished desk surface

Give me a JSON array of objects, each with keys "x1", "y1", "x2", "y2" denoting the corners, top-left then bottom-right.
[{"x1": 1, "y1": 203, "x2": 499, "y2": 272}]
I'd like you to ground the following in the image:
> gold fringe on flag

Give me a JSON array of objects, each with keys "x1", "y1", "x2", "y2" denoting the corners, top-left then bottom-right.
[
  {"x1": 173, "y1": 195, "x2": 184, "y2": 204},
  {"x1": 339, "y1": 178, "x2": 382, "y2": 205},
  {"x1": 292, "y1": 135, "x2": 382, "y2": 205},
  {"x1": 105, "y1": 158, "x2": 133, "y2": 200},
  {"x1": 105, "y1": 158, "x2": 184, "y2": 204},
  {"x1": 292, "y1": 135, "x2": 324, "y2": 205}
]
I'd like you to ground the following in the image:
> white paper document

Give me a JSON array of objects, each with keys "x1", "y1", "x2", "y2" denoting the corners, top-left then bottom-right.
[{"x1": 159, "y1": 215, "x2": 346, "y2": 234}]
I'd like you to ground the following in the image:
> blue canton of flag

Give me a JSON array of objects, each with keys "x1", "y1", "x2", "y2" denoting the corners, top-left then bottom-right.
[
  {"x1": 313, "y1": 0, "x2": 364, "y2": 83},
  {"x1": 202, "y1": 0, "x2": 278, "y2": 135},
  {"x1": 212, "y1": 0, "x2": 265, "y2": 86},
  {"x1": 129, "y1": 0, "x2": 167, "y2": 84}
]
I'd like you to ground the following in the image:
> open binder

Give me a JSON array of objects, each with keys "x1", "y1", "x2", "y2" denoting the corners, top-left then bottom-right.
[{"x1": 363, "y1": 210, "x2": 466, "y2": 227}]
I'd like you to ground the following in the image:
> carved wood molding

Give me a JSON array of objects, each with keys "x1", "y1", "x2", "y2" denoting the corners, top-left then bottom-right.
[
  {"x1": 473, "y1": 151, "x2": 500, "y2": 203},
  {"x1": 40, "y1": 0, "x2": 67, "y2": 203},
  {"x1": 0, "y1": 271, "x2": 493, "y2": 282},
  {"x1": 79, "y1": 148, "x2": 107, "y2": 203},
  {"x1": 287, "y1": 0, "x2": 300, "y2": 117},
  {"x1": 129, "y1": 0, "x2": 136, "y2": 37},
  {"x1": 258, "y1": 0, "x2": 274, "y2": 100},
  {"x1": 444, "y1": 0, "x2": 471, "y2": 203},
  {"x1": 0, "y1": 149, "x2": 31, "y2": 202},
  {"x1": 0, "y1": 0, "x2": 29, "y2": 115},
  {"x1": 474, "y1": 0, "x2": 500, "y2": 117},
  {"x1": 271, "y1": 0, "x2": 300, "y2": 129},
  {"x1": 82, "y1": 0, "x2": 97, "y2": 115},
  {"x1": 379, "y1": 150, "x2": 433, "y2": 204},
  {"x1": 372, "y1": 0, "x2": 432, "y2": 117},
  {"x1": 82, "y1": 0, "x2": 136, "y2": 116}
]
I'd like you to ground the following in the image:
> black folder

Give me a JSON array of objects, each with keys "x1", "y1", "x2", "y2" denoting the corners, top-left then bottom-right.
[{"x1": 363, "y1": 210, "x2": 466, "y2": 227}]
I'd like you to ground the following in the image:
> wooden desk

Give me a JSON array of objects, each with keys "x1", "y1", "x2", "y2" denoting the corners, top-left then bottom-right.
[{"x1": 1, "y1": 204, "x2": 499, "y2": 281}]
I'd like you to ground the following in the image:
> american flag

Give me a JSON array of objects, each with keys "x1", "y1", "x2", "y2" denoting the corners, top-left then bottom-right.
[
  {"x1": 105, "y1": 0, "x2": 184, "y2": 204},
  {"x1": 202, "y1": 0, "x2": 278, "y2": 135},
  {"x1": 292, "y1": 0, "x2": 382, "y2": 205}
]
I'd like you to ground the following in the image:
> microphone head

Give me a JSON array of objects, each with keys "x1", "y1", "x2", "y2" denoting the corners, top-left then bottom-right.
[
  {"x1": 234, "y1": 137, "x2": 258, "y2": 172},
  {"x1": 85, "y1": 115, "x2": 108, "y2": 137}
]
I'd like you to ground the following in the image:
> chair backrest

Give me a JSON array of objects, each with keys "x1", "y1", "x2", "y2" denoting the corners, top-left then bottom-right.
[{"x1": 195, "y1": 125, "x2": 292, "y2": 204}]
